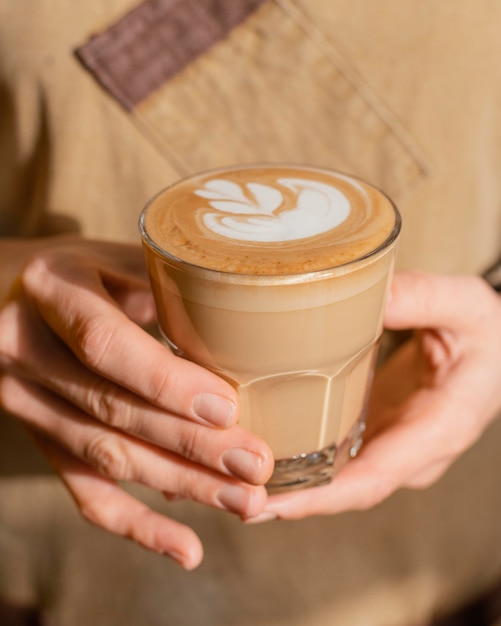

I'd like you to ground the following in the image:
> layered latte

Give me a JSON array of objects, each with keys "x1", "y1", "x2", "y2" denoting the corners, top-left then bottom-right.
[{"x1": 140, "y1": 165, "x2": 400, "y2": 491}]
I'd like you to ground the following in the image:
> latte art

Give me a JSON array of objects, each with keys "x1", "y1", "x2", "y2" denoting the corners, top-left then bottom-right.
[
  {"x1": 141, "y1": 165, "x2": 401, "y2": 489},
  {"x1": 141, "y1": 164, "x2": 397, "y2": 275},
  {"x1": 195, "y1": 178, "x2": 351, "y2": 242}
]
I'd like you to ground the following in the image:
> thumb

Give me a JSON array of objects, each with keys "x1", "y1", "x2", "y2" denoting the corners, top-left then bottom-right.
[
  {"x1": 384, "y1": 270, "x2": 491, "y2": 332},
  {"x1": 101, "y1": 269, "x2": 157, "y2": 326}
]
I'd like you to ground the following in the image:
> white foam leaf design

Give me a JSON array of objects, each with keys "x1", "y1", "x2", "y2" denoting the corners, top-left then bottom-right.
[
  {"x1": 206, "y1": 201, "x2": 261, "y2": 216},
  {"x1": 195, "y1": 179, "x2": 282, "y2": 216},
  {"x1": 246, "y1": 183, "x2": 282, "y2": 215},
  {"x1": 196, "y1": 179, "x2": 249, "y2": 202},
  {"x1": 196, "y1": 177, "x2": 351, "y2": 242}
]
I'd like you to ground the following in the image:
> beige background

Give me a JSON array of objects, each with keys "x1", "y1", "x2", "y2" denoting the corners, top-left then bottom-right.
[{"x1": 1, "y1": 1, "x2": 501, "y2": 623}]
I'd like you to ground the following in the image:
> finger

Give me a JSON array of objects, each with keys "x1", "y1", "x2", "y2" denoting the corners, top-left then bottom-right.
[
  {"x1": 14, "y1": 256, "x2": 240, "y2": 427},
  {"x1": 72, "y1": 239, "x2": 151, "y2": 283},
  {"x1": 252, "y1": 437, "x2": 413, "y2": 521},
  {"x1": 0, "y1": 300, "x2": 273, "y2": 484},
  {"x1": 255, "y1": 382, "x2": 479, "y2": 520},
  {"x1": 5, "y1": 239, "x2": 154, "y2": 319},
  {"x1": 31, "y1": 430, "x2": 203, "y2": 569},
  {"x1": 404, "y1": 459, "x2": 451, "y2": 489},
  {"x1": 385, "y1": 271, "x2": 499, "y2": 332},
  {"x1": 0, "y1": 374, "x2": 268, "y2": 518},
  {"x1": 81, "y1": 243, "x2": 157, "y2": 325},
  {"x1": 99, "y1": 271, "x2": 157, "y2": 327}
]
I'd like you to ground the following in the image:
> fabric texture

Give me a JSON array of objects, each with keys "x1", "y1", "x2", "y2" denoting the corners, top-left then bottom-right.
[
  {"x1": 1, "y1": 1, "x2": 501, "y2": 624},
  {"x1": 76, "y1": 0, "x2": 267, "y2": 110}
]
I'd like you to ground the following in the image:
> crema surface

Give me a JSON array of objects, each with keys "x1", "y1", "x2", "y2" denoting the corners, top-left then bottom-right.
[{"x1": 141, "y1": 165, "x2": 398, "y2": 275}]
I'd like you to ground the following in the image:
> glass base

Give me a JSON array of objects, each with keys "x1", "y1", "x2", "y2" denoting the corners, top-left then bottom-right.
[{"x1": 266, "y1": 419, "x2": 366, "y2": 493}]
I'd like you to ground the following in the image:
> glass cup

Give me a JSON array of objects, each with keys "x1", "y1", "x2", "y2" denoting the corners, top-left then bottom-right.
[{"x1": 139, "y1": 164, "x2": 401, "y2": 492}]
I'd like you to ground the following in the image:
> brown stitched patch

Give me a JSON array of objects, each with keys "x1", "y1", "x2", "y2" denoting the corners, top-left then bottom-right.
[{"x1": 75, "y1": 0, "x2": 268, "y2": 110}]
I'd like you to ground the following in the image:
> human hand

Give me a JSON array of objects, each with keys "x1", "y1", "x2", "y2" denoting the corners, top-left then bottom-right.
[
  {"x1": 0, "y1": 236, "x2": 273, "y2": 568},
  {"x1": 251, "y1": 271, "x2": 501, "y2": 522}
]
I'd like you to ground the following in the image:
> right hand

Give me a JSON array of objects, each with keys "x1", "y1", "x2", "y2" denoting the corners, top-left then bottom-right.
[
  {"x1": 0, "y1": 235, "x2": 274, "y2": 569},
  {"x1": 253, "y1": 271, "x2": 501, "y2": 522}
]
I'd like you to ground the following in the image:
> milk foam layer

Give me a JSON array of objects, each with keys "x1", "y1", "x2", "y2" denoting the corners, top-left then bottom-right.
[{"x1": 142, "y1": 165, "x2": 398, "y2": 275}]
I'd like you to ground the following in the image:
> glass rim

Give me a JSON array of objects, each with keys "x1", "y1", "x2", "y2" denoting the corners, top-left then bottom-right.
[{"x1": 138, "y1": 163, "x2": 402, "y2": 284}]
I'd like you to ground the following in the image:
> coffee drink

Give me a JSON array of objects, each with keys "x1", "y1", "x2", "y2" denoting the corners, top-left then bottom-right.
[{"x1": 140, "y1": 165, "x2": 400, "y2": 491}]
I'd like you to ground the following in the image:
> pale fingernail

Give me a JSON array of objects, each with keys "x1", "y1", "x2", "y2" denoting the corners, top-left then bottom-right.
[
  {"x1": 216, "y1": 484, "x2": 248, "y2": 513},
  {"x1": 165, "y1": 549, "x2": 186, "y2": 564},
  {"x1": 165, "y1": 550, "x2": 195, "y2": 570},
  {"x1": 222, "y1": 448, "x2": 264, "y2": 484},
  {"x1": 244, "y1": 511, "x2": 278, "y2": 524},
  {"x1": 192, "y1": 393, "x2": 237, "y2": 427}
]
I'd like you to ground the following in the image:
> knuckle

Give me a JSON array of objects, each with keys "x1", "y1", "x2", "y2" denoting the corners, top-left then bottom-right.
[
  {"x1": 84, "y1": 433, "x2": 131, "y2": 481},
  {"x1": 87, "y1": 380, "x2": 135, "y2": 431},
  {"x1": 150, "y1": 365, "x2": 179, "y2": 407},
  {"x1": 176, "y1": 471, "x2": 199, "y2": 500},
  {"x1": 19, "y1": 256, "x2": 51, "y2": 292},
  {"x1": 175, "y1": 426, "x2": 205, "y2": 462},
  {"x1": 20, "y1": 248, "x2": 78, "y2": 290},
  {"x1": 72, "y1": 314, "x2": 115, "y2": 371},
  {"x1": 161, "y1": 464, "x2": 198, "y2": 501},
  {"x1": 20, "y1": 252, "x2": 70, "y2": 299}
]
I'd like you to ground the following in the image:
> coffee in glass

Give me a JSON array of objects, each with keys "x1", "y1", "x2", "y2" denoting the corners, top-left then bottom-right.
[{"x1": 139, "y1": 164, "x2": 400, "y2": 492}]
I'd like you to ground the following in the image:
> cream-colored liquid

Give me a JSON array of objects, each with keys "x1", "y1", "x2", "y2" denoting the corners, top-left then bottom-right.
[{"x1": 141, "y1": 165, "x2": 399, "y2": 460}]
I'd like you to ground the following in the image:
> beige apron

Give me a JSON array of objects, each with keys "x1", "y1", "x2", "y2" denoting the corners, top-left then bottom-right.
[{"x1": 1, "y1": 1, "x2": 501, "y2": 623}]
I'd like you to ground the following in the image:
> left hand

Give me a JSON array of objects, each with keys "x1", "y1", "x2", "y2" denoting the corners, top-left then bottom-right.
[
  {"x1": 250, "y1": 271, "x2": 501, "y2": 521},
  {"x1": 0, "y1": 236, "x2": 273, "y2": 568}
]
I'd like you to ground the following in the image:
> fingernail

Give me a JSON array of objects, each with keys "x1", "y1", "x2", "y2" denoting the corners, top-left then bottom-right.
[
  {"x1": 244, "y1": 511, "x2": 278, "y2": 524},
  {"x1": 222, "y1": 448, "x2": 264, "y2": 484},
  {"x1": 192, "y1": 393, "x2": 237, "y2": 427},
  {"x1": 216, "y1": 484, "x2": 248, "y2": 513},
  {"x1": 165, "y1": 550, "x2": 187, "y2": 566}
]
